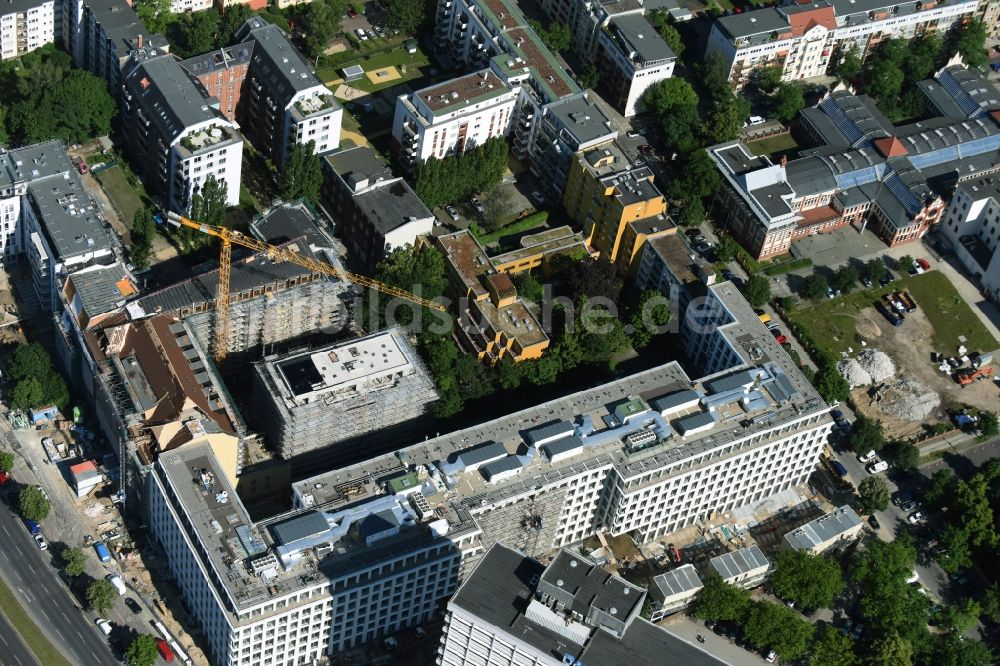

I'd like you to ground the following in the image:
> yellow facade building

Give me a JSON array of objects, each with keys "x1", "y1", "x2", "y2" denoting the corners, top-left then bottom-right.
[{"x1": 564, "y1": 141, "x2": 674, "y2": 274}]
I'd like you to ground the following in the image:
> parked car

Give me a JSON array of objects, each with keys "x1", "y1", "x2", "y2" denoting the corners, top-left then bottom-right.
[
  {"x1": 770, "y1": 328, "x2": 783, "y2": 338},
  {"x1": 893, "y1": 491, "x2": 914, "y2": 507},
  {"x1": 626, "y1": 130, "x2": 641, "y2": 138},
  {"x1": 867, "y1": 460, "x2": 889, "y2": 474},
  {"x1": 831, "y1": 409, "x2": 844, "y2": 421},
  {"x1": 347, "y1": 7, "x2": 358, "y2": 17},
  {"x1": 858, "y1": 450, "x2": 877, "y2": 463},
  {"x1": 95, "y1": 618, "x2": 112, "y2": 636},
  {"x1": 765, "y1": 649, "x2": 777, "y2": 663},
  {"x1": 773, "y1": 335, "x2": 788, "y2": 344},
  {"x1": 879, "y1": 270, "x2": 894, "y2": 286},
  {"x1": 721, "y1": 269, "x2": 736, "y2": 282},
  {"x1": 444, "y1": 205, "x2": 460, "y2": 221},
  {"x1": 470, "y1": 197, "x2": 485, "y2": 214},
  {"x1": 868, "y1": 515, "x2": 881, "y2": 530},
  {"x1": 908, "y1": 511, "x2": 925, "y2": 524},
  {"x1": 125, "y1": 597, "x2": 142, "y2": 615},
  {"x1": 827, "y1": 287, "x2": 839, "y2": 299},
  {"x1": 33, "y1": 534, "x2": 48, "y2": 550},
  {"x1": 861, "y1": 275, "x2": 873, "y2": 288},
  {"x1": 76, "y1": 161, "x2": 89, "y2": 174},
  {"x1": 694, "y1": 242, "x2": 712, "y2": 255},
  {"x1": 355, "y1": 28, "x2": 368, "y2": 40},
  {"x1": 685, "y1": 228, "x2": 701, "y2": 239},
  {"x1": 899, "y1": 499, "x2": 920, "y2": 512},
  {"x1": 23, "y1": 518, "x2": 40, "y2": 535},
  {"x1": 0, "y1": 470, "x2": 8, "y2": 485}
]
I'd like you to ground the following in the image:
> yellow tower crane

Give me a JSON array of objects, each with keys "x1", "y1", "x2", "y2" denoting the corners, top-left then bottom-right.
[{"x1": 165, "y1": 212, "x2": 446, "y2": 362}]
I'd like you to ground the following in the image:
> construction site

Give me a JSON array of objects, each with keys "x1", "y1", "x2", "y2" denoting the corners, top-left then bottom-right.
[{"x1": 250, "y1": 329, "x2": 438, "y2": 463}]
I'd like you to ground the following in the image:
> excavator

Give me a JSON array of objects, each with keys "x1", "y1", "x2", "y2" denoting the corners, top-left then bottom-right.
[
  {"x1": 165, "y1": 212, "x2": 446, "y2": 362},
  {"x1": 956, "y1": 365, "x2": 994, "y2": 387}
]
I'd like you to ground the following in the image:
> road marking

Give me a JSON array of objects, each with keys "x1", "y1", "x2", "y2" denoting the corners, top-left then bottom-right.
[
  {"x1": 61, "y1": 611, "x2": 69, "y2": 622},
  {"x1": 13, "y1": 654, "x2": 22, "y2": 666},
  {"x1": 76, "y1": 631, "x2": 83, "y2": 641},
  {"x1": 0, "y1": 631, "x2": 7, "y2": 645}
]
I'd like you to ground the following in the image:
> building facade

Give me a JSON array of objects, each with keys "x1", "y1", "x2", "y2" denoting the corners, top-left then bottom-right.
[
  {"x1": 939, "y1": 173, "x2": 1000, "y2": 301},
  {"x1": 0, "y1": 0, "x2": 55, "y2": 60},
  {"x1": 596, "y1": 14, "x2": 675, "y2": 117},
  {"x1": 706, "y1": 0, "x2": 977, "y2": 89}
]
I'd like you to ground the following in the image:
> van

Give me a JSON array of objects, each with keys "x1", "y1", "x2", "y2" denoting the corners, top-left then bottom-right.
[
  {"x1": 94, "y1": 541, "x2": 112, "y2": 563},
  {"x1": 156, "y1": 638, "x2": 175, "y2": 662},
  {"x1": 105, "y1": 573, "x2": 127, "y2": 596},
  {"x1": 22, "y1": 518, "x2": 40, "y2": 535},
  {"x1": 867, "y1": 460, "x2": 889, "y2": 474}
]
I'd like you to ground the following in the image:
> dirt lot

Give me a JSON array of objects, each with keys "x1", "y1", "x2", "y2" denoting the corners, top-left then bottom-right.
[{"x1": 848, "y1": 303, "x2": 998, "y2": 436}]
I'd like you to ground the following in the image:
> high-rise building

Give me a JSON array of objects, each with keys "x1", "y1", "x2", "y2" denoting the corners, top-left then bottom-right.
[
  {"x1": 596, "y1": 14, "x2": 676, "y2": 117},
  {"x1": 439, "y1": 543, "x2": 725, "y2": 666},
  {"x1": 0, "y1": 0, "x2": 55, "y2": 60}
]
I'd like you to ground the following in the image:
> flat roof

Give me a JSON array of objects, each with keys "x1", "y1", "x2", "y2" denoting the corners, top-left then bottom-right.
[
  {"x1": 783, "y1": 505, "x2": 862, "y2": 551},
  {"x1": 437, "y1": 230, "x2": 492, "y2": 299},
  {"x1": 355, "y1": 179, "x2": 434, "y2": 235},
  {"x1": 652, "y1": 564, "x2": 703, "y2": 598},
  {"x1": 710, "y1": 545, "x2": 770, "y2": 579},
  {"x1": 545, "y1": 94, "x2": 615, "y2": 146},
  {"x1": 69, "y1": 264, "x2": 135, "y2": 317},
  {"x1": 609, "y1": 15, "x2": 676, "y2": 64},
  {"x1": 416, "y1": 70, "x2": 511, "y2": 114}
]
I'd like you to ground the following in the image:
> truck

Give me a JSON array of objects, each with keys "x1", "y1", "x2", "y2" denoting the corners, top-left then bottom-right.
[
  {"x1": 93, "y1": 541, "x2": 112, "y2": 563},
  {"x1": 896, "y1": 290, "x2": 917, "y2": 313},
  {"x1": 156, "y1": 638, "x2": 175, "y2": 662}
]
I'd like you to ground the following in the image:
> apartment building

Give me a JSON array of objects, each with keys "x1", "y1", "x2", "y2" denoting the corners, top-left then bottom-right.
[
  {"x1": 250, "y1": 329, "x2": 439, "y2": 462},
  {"x1": 981, "y1": 0, "x2": 1000, "y2": 39},
  {"x1": 489, "y1": 225, "x2": 590, "y2": 275},
  {"x1": 435, "y1": 230, "x2": 550, "y2": 363},
  {"x1": 215, "y1": 0, "x2": 267, "y2": 12},
  {"x1": 439, "y1": 544, "x2": 724, "y2": 666},
  {"x1": 232, "y1": 17, "x2": 342, "y2": 165},
  {"x1": 322, "y1": 147, "x2": 435, "y2": 270},
  {"x1": 939, "y1": 173, "x2": 1000, "y2": 301},
  {"x1": 170, "y1": 0, "x2": 212, "y2": 13},
  {"x1": 0, "y1": 142, "x2": 118, "y2": 311},
  {"x1": 180, "y1": 43, "x2": 252, "y2": 121},
  {"x1": 429, "y1": 0, "x2": 617, "y2": 195},
  {"x1": 596, "y1": 14, "x2": 676, "y2": 117},
  {"x1": 706, "y1": 0, "x2": 976, "y2": 89},
  {"x1": 534, "y1": 0, "x2": 642, "y2": 60},
  {"x1": 148, "y1": 438, "x2": 484, "y2": 666},
  {"x1": 0, "y1": 0, "x2": 55, "y2": 60},
  {"x1": 67, "y1": 0, "x2": 168, "y2": 91},
  {"x1": 119, "y1": 49, "x2": 243, "y2": 213},
  {"x1": 709, "y1": 73, "x2": 1000, "y2": 260},
  {"x1": 564, "y1": 140, "x2": 671, "y2": 273},
  {"x1": 634, "y1": 233, "x2": 716, "y2": 321},
  {"x1": 392, "y1": 69, "x2": 519, "y2": 169}
]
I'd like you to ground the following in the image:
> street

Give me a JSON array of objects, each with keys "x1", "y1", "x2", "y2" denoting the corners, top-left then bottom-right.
[
  {"x1": 0, "y1": 495, "x2": 118, "y2": 666},
  {"x1": 0, "y1": 611, "x2": 39, "y2": 666}
]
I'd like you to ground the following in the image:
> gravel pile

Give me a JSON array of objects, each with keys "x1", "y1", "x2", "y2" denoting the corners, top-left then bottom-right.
[
  {"x1": 837, "y1": 358, "x2": 872, "y2": 387},
  {"x1": 878, "y1": 377, "x2": 940, "y2": 422},
  {"x1": 857, "y1": 349, "x2": 896, "y2": 384}
]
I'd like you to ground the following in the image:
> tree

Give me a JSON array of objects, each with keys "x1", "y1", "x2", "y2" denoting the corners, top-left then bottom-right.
[
  {"x1": 849, "y1": 414, "x2": 885, "y2": 454},
  {"x1": 693, "y1": 575, "x2": 751, "y2": 621},
  {"x1": 523, "y1": 354, "x2": 560, "y2": 386},
  {"x1": 386, "y1": 0, "x2": 426, "y2": 33},
  {"x1": 702, "y1": 96, "x2": 751, "y2": 145},
  {"x1": 937, "y1": 598, "x2": 981, "y2": 633},
  {"x1": 672, "y1": 150, "x2": 720, "y2": 201},
  {"x1": 628, "y1": 290, "x2": 671, "y2": 349},
  {"x1": 715, "y1": 236, "x2": 740, "y2": 263},
  {"x1": 528, "y1": 20, "x2": 571, "y2": 53},
  {"x1": 750, "y1": 67, "x2": 783, "y2": 95},
  {"x1": 859, "y1": 476, "x2": 890, "y2": 513},
  {"x1": 657, "y1": 23, "x2": 684, "y2": 58},
  {"x1": 512, "y1": 271, "x2": 543, "y2": 303},
  {"x1": 10, "y1": 378, "x2": 44, "y2": 410},
  {"x1": 577, "y1": 64, "x2": 600, "y2": 90},
  {"x1": 771, "y1": 550, "x2": 844, "y2": 611},
  {"x1": 832, "y1": 265, "x2": 859, "y2": 294},
  {"x1": 8, "y1": 343, "x2": 53, "y2": 382},
  {"x1": 869, "y1": 633, "x2": 912, "y2": 666},
  {"x1": 744, "y1": 275, "x2": 771, "y2": 308},
  {"x1": 19, "y1": 485, "x2": 51, "y2": 522},
  {"x1": 134, "y1": 0, "x2": 172, "y2": 34},
  {"x1": 644, "y1": 77, "x2": 699, "y2": 115},
  {"x1": 280, "y1": 141, "x2": 324, "y2": 204},
  {"x1": 898, "y1": 254, "x2": 914, "y2": 272},
  {"x1": 0, "y1": 451, "x2": 13, "y2": 473},
  {"x1": 978, "y1": 410, "x2": 998, "y2": 438},
  {"x1": 981, "y1": 582, "x2": 1000, "y2": 624},
  {"x1": 300, "y1": 0, "x2": 343, "y2": 59},
  {"x1": 494, "y1": 355, "x2": 523, "y2": 391},
  {"x1": 413, "y1": 137, "x2": 508, "y2": 208},
  {"x1": 951, "y1": 19, "x2": 988, "y2": 69},
  {"x1": 865, "y1": 257, "x2": 888, "y2": 285},
  {"x1": 802, "y1": 273, "x2": 829, "y2": 300},
  {"x1": 851, "y1": 539, "x2": 929, "y2": 641},
  {"x1": 218, "y1": 4, "x2": 255, "y2": 46},
  {"x1": 925, "y1": 468, "x2": 956, "y2": 508},
  {"x1": 773, "y1": 83, "x2": 805, "y2": 122},
  {"x1": 130, "y1": 208, "x2": 155, "y2": 271},
  {"x1": 926, "y1": 632, "x2": 993, "y2": 666},
  {"x1": 863, "y1": 58, "x2": 905, "y2": 113},
  {"x1": 183, "y1": 175, "x2": 228, "y2": 253},
  {"x1": 809, "y1": 625, "x2": 856, "y2": 666},
  {"x1": 183, "y1": 11, "x2": 221, "y2": 57},
  {"x1": 904, "y1": 34, "x2": 943, "y2": 83},
  {"x1": 836, "y1": 44, "x2": 862, "y2": 82},
  {"x1": 681, "y1": 198, "x2": 704, "y2": 227},
  {"x1": 888, "y1": 442, "x2": 920, "y2": 472},
  {"x1": 813, "y1": 362, "x2": 850, "y2": 404},
  {"x1": 87, "y1": 579, "x2": 117, "y2": 614},
  {"x1": 480, "y1": 185, "x2": 513, "y2": 231},
  {"x1": 126, "y1": 635, "x2": 159, "y2": 666},
  {"x1": 742, "y1": 600, "x2": 814, "y2": 661},
  {"x1": 566, "y1": 257, "x2": 623, "y2": 303},
  {"x1": 60, "y1": 547, "x2": 87, "y2": 577}
]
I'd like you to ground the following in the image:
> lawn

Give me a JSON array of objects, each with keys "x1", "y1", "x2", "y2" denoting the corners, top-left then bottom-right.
[
  {"x1": 95, "y1": 165, "x2": 144, "y2": 228},
  {"x1": 748, "y1": 133, "x2": 799, "y2": 157},
  {"x1": 0, "y1": 574, "x2": 72, "y2": 666},
  {"x1": 317, "y1": 39, "x2": 427, "y2": 82},
  {"x1": 786, "y1": 271, "x2": 998, "y2": 356}
]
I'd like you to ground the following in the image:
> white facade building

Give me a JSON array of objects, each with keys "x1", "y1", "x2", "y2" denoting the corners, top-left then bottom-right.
[
  {"x1": 707, "y1": 0, "x2": 977, "y2": 89},
  {"x1": 392, "y1": 69, "x2": 519, "y2": 167},
  {"x1": 0, "y1": 0, "x2": 55, "y2": 60},
  {"x1": 148, "y1": 439, "x2": 484, "y2": 666},
  {"x1": 169, "y1": 0, "x2": 213, "y2": 13},
  {"x1": 597, "y1": 14, "x2": 676, "y2": 117},
  {"x1": 940, "y1": 173, "x2": 1000, "y2": 301}
]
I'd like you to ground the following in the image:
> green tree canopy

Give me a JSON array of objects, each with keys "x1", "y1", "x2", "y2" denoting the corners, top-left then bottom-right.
[
  {"x1": 8, "y1": 343, "x2": 52, "y2": 382},
  {"x1": 11, "y1": 378, "x2": 44, "y2": 411},
  {"x1": 386, "y1": 0, "x2": 427, "y2": 33},
  {"x1": 936, "y1": 598, "x2": 981, "y2": 634},
  {"x1": 836, "y1": 44, "x2": 862, "y2": 82},
  {"x1": 219, "y1": 4, "x2": 255, "y2": 46},
  {"x1": 888, "y1": 442, "x2": 920, "y2": 472},
  {"x1": 134, "y1": 0, "x2": 172, "y2": 33},
  {"x1": 849, "y1": 414, "x2": 885, "y2": 454},
  {"x1": 280, "y1": 141, "x2": 324, "y2": 204},
  {"x1": 0, "y1": 451, "x2": 13, "y2": 473},
  {"x1": 925, "y1": 632, "x2": 993, "y2": 666},
  {"x1": 126, "y1": 635, "x2": 160, "y2": 666},
  {"x1": 628, "y1": 290, "x2": 671, "y2": 349},
  {"x1": 130, "y1": 208, "x2": 156, "y2": 271},
  {"x1": 60, "y1": 547, "x2": 88, "y2": 577},
  {"x1": 771, "y1": 550, "x2": 844, "y2": 611},
  {"x1": 300, "y1": 0, "x2": 345, "y2": 59},
  {"x1": 682, "y1": 198, "x2": 705, "y2": 227},
  {"x1": 693, "y1": 575, "x2": 751, "y2": 621},
  {"x1": 577, "y1": 63, "x2": 600, "y2": 90},
  {"x1": 813, "y1": 361, "x2": 851, "y2": 404},
  {"x1": 181, "y1": 175, "x2": 228, "y2": 253},
  {"x1": 528, "y1": 20, "x2": 571, "y2": 53},
  {"x1": 773, "y1": 82, "x2": 805, "y2": 122},
  {"x1": 809, "y1": 624, "x2": 856, "y2": 666},
  {"x1": 951, "y1": 19, "x2": 988, "y2": 69},
  {"x1": 803, "y1": 273, "x2": 829, "y2": 300},
  {"x1": 744, "y1": 275, "x2": 771, "y2": 308},
  {"x1": 87, "y1": 579, "x2": 118, "y2": 613},
  {"x1": 925, "y1": 468, "x2": 956, "y2": 508},
  {"x1": 648, "y1": 10, "x2": 684, "y2": 57},
  {"x1": 832, "y1": 265, "x2": 859, "y2": 294},
  {"x1": 742, "y1": 600, "x2": 815, "y2": 661},
  {"x1": 413, "y1": 137, "x2": 508, "y2": 209},
  {"x1": 865, "y1": 257, "x2": 888, "y2": 285},
  {"x1": 868, "y1": 633, "x2": 912, "y2": 666},
  {"x1": 979, "y1": 410, "x2": 998, "y2": 438},
  {"x1": 19, "y1": 485, "x2": 50, "y2": 521},
  {"x1": 859, "y1": 475, "x2": 890, "y2": 514}
]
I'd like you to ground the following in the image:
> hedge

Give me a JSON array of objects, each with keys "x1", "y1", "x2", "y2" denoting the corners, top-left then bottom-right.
[{"x1": 763, "y1": 258, "x2": 813, "y2": 276}]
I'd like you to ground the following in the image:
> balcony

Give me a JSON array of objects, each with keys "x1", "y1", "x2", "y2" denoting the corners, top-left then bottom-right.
[
  {"x1": 179, "y1": 124, "x2": 234, "y2": 154},
  {"x1": 293, "y1": 94, "x2": 336, "y2": 118}
]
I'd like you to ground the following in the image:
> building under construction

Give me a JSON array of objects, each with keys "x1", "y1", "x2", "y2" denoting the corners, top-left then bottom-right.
[
  {"x1": 251, "y1": 329, "x2": 438, "y2": 463},
  {"x1": 133, "y1": 202, "x2": 351, "y2": 363}
]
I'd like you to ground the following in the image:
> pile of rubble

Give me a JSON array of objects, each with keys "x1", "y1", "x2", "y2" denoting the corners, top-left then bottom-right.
[
  {"x1": 857, "y1": 349, "x2": 896, "y2": 384},
  {"x1": 837, "y1": 358, "x2": 872, "y2": 388},
  {"x1": 875, "y1": 377, "x2": 940, "y2": 422}
]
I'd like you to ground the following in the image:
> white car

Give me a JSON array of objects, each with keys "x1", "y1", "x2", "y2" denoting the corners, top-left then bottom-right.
[
  {"x1": 355, "y1": 28, "x2": 368, "y2": 41},
  {"x1": 906, "y1": 570, "x2": 919, "y2": 584},
  {"x1": 765, "y1": 649, "x2": 777, "y2": 663},
  {"x1": 33, "y1": 534, "x2": 47, "y2": 550},
  {"x1": 95, "y1": 618, "x2": 112, "y2": 635},
  {"x1": 626, "y1": 130, "x2": 641, "y2": 138},
  {"x1": 908, "y1": 511, "x2": 925, "y2": 524},
  {"x1": 866, "y1": 460, "x2": 889, "y2": 474},
  {"x1": 858, "y1": 450, "x2": 877, "y2": 464}
]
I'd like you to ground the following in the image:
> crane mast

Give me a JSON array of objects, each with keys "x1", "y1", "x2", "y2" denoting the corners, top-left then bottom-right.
[{"x1": 165, "y1": 212, "x2": 445, "y2": 362}]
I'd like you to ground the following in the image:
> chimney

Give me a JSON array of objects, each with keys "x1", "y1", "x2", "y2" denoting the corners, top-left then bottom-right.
[{"x1": 138, "y1": 34, "x2": 143, "y2": 48}]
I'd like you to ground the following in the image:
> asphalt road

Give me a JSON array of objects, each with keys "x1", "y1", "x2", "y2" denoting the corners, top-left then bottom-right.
[
  {"x1": 922, "y1": 437, "x2": 1000, "y2": 478},
  {"x1": 0, "y1": 496, "x2": 118, "y2": 666},
  {"x1": 0, "y1": 610, "x2": 39, "y2": 666}
]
